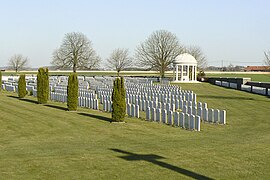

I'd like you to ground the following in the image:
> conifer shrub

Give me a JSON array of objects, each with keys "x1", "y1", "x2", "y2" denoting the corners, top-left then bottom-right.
[
  {"x1": 37, "y1": 68, "x2": 49, "y2": 104},
  {"x1": 112, "y1": 77, "x2": 126, "y2": 122},
  {"x1": 67, "y1": 73, "x2": 78, "y2": 111},
  {"x1": 120, "y1": 77, "x2": 126, "y2": 118},
  {"x1": 18, "y1": 74, "x2": 27, "y2": 98}
]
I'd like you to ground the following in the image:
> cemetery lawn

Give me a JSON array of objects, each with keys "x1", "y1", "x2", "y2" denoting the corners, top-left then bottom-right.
[{"x1": 0, "y1": 83, "x2": 270, "y2": 179}]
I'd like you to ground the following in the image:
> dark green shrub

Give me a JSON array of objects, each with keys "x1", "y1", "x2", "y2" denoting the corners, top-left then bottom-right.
[
  {"x1": 67, "y1": 73, "x2": 78, "y2": 111},
  {"x1": 197, "y1": 70, "x2": 206, "y2": 81},
  {"x1": 120, "y1": 77, "x2": 126, "y2": 118},
  {"x1": 37, "y1": 68, "x2": 49, "y2": 104},
  {"x1": 29, "y1": 90, "x2": 33, "y2": 96},
  {"x1": 18, "y1": 74, "x2": 27, "y2": 98},
  {"x1": 112, "y1": 77, "x2": 126, "y2": 122}
]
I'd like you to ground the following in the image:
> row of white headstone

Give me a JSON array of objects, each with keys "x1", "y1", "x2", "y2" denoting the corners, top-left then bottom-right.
[
  {"x1": 145, "y1": 107, "x2": 201, "y2": 131},
  {"x1": 215, "y1": 80, "x2": 270, "y2": 96},
  {"x1": 215, "y1": 81, "x2": 237, "y2": 89},
  {"x1": 241, "y1": 85, "x2": 269, "y2": 95}
]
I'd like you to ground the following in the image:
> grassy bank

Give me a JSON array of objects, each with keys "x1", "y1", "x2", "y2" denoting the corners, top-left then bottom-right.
[{"x1": 0, "y1": 83, "x2": 269, "y2": 179}]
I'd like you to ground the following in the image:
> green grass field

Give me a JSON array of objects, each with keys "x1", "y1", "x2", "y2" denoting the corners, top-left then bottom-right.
[{"x1": 0, "y1": 83, "x2": 270, "y2": 179}]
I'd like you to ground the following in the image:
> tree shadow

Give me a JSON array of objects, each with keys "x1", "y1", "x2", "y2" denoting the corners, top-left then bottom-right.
[
  {"x1": 110, "y1": 148, "x2": 213, "y2": 180},
  {"x1": 198, "y1": 95, "x2": 254, "y2": 100},
  {"x1": 78, "y1": 112, "x2": 112, "y2": 122},
  {"x1": 7, "y1": 95, "x2": 19, "y2": 99},
  {"x1": 8, "y1": 95, "x2": 38, "y2": 104},
  {"x1": 20, "y1": 98, "x2": 38, "y2": 104},
  {"x1": 44, "y1": 104, "x2": 68, "y2": 111}
]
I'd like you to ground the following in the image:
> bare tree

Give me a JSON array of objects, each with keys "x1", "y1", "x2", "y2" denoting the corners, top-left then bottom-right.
[
  {"x1": 8, "y1": 54, "x2": 28, "y2": 72},
  {"x1": 107, "y1": 48, "x2": 132, "y2": 76},
  {"x1": 264, "y1": 51, "x2": 270, "y2": 66},
  {"x1": 184, "y1": 46, "x2": 207, "y2": 70},
  {"x1": 135, "y1": 30, "x2": 184, "y2": 78},
  {"x1": 51, "y1": 32, "x2": 101, "y2": 72}
]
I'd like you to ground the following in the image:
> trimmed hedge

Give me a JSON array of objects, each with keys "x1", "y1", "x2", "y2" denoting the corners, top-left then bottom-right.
[
  {"x1": 67, "y1": 73, "x2": 78, "y2": 111},
  {"x1": 112, "y1": 77, "x2": 126, "y2": 122},
  {"x1": 18, "y1": 74, "x2": 27, "y2": 98},
  {"x1": 37, "y1": 68, "x2": 49, "y2": 104}
]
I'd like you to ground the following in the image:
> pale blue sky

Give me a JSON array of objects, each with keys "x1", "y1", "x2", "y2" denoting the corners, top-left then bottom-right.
[{"x1": 0, "y1": 0, "x2": 269, "y2": 67}]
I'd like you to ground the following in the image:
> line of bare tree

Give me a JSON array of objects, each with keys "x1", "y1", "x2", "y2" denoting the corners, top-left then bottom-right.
[
  {"x1": 8, "y1": 54, "x2": 29, "y2": 72},
  {"x1": 7, "y1": 30, "x2": 208, "y2": 76}
]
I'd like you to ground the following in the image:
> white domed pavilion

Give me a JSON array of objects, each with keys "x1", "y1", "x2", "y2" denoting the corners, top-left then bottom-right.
[{"x1": 173, "y1": 53, "x2": 198, "y2": 82}]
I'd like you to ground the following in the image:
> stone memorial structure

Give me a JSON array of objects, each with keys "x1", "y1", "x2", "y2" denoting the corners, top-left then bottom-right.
[{"x1": 173, "y1": 53, "x2": 198, "y2": 82}]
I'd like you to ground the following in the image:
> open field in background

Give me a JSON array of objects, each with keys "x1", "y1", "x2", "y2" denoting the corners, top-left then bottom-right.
[
  {"x1": 2, "y1": 70, "x2": 270, "y2": 82},
  {"x1": 0, "y1": 83, "x2": 269, "y2": 179},
  {"x1": 206, "y1": 73, "x2": 270, "y2": 82}
]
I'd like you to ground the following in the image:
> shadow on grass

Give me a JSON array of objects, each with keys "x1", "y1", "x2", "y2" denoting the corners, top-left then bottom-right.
[
  {"x1": 198, "y1": 95, "x2": 254, "y2": 100},
  {"x1": 78, "y1": 112, "x2": 112, "y2": 123},
  {"x1": 8, "y1": 95, "x2": 38, "y2": 104},
  {"x1": 8, "y1": 95, "x2": 19, "y2": 99},
  {"x1": 110, "y1": 148, "x2": 213, "y2": 180},
  {"x1": 44, "y1": 104, "x2": 68, "y2": 111}
]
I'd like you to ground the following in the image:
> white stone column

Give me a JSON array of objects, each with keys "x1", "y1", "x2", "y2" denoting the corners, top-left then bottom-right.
[
  {"x1": 192, "y1": 65, "x2": 195, "y2": 81},
  {"x1": 187, "y1": 65, "x2": 190, "y2": 81},
  {"x1": 175, "y1": 65, "x2": 178, "y2": 81},
  {"x1": 195, "y1": 66, "x2": 197, "y2": 81},
  {"x1": 173, "y1": 65, "x2": 175, "y2": 81},
  {"x1": 181, "y1": 65, "x2": 183, "y2": 81}
]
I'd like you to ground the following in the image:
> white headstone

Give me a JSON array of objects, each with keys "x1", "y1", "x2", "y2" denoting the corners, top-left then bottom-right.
[
  {"x1": 162, "y1": 109, "x2": 167, "y2": 123},
  {"x1": 220, "y1": 110, "x2": 226, "y2": 124},
  {"x1": 185, "y1": 114, "x2": 190, "y2": 129},
  {"x1": 195, "y1": 116, "x2": 200, "y2": 131},
  {"x1": 214, "y1": 109, "x2": 220, "y2": 123},
  {"x1": 190, "y1": 115, "x2": 195, "y2": 130},
  {"x1": 174, "y1": 112, "x2": 179, "y2": 126},
  {"x1": 180, "y1": 112, "x2": 185, "y2": 128}
]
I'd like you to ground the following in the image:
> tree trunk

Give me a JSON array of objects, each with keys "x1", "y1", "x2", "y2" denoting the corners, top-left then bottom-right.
[
  {"x1": 73, "y1": 64, "x2": 77, "y2": 73},
  {"x1": 160, "y1": 65, "x2": 165, "y2": 79}
]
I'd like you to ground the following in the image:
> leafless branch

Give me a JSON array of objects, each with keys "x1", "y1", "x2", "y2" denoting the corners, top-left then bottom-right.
[
  {"x1": 183, "y1": 46, "x2": 207, "y2": 70},
  {"x1": 51, "y1": 32, "x2": 101, "y2": 72},
  {"x1": 107, "y1": 48, "x2": 132, "y2": 75},
  {"x1": 135, "y1": 30, "x2": 183, "y2": 77},
  {"x1": 8, "y1": 54, "x2": 29, "y2": 72}
]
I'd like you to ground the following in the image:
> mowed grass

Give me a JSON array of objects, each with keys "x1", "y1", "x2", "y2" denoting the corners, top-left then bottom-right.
[
  {"x1": 0, "y1": 83, "x2": 270, "y2": 179},
  {"x1": 206, "y1": 73, "x2": 270, "y2": 82}
]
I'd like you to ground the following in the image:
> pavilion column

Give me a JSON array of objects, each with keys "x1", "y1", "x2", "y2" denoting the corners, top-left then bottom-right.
[
  {"x1": 175, "y1": 65, "x2": 178, "y2": 81},
  {"x1": 195, "y1": 66, "x2": 197, "y2": 81},
  {"x1": 192, "y1": 65, "x2": 195, "y2": 81},
  {"x1": 173, "y1": 66, "x2": 175, "y2": 81},
  {"x1": 181, "y1": 65, "x2": 183, "y2": 81},
  {"x1": 187, "y1": 65, "x2": 189, "y2": 81}
]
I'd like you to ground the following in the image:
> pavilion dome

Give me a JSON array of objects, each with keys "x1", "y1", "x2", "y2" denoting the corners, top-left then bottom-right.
[{"x1": 174, "y1": 53, "x2": 197, "y2": 65}]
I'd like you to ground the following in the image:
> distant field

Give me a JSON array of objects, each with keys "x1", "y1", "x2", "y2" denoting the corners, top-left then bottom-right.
[
  {"x1": 206, "y1": 73, "x2": 270, "y2": 82},
  {"x1": 0, "y1": 83, "x2": 269, "y2": 179}
]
